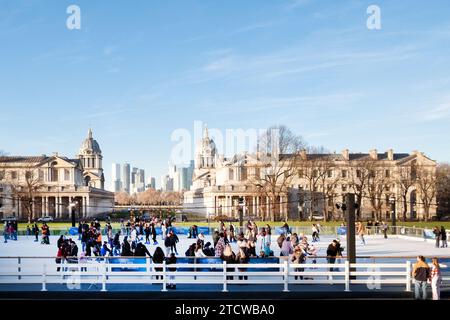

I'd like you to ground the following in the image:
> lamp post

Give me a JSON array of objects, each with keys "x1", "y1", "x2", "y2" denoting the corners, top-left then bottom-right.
[
  {"x1": 69, "y1": 200, "x2": 78, "y2": 228},
  {"x1": 389, "y1": 195, "x2": 396, "y2": 234}
]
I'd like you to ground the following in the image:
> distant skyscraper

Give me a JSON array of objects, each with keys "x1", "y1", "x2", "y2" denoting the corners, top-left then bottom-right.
[
  {"x1": 122, "y1": 163, "x2": 131, "y2": 193},
  {"x1": 165, "y1": 161, "x2": 195, "y2": 192},
  {"x1": 111, "y1": 163, "x2": 122, "y2": 192},
  {"x1": 150, "y1": 177, "x2": 156, "y2": 189},
  {"x1": 161, "y1": 174, "x2": 173, "y2": 191}
]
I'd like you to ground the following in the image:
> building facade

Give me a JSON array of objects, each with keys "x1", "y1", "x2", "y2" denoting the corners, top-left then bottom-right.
[
  {"x1": 0, "y1": 130, "x2": 114, "y2": 220},
  {"x1": 184, "y1": 127, "x2": 437, "y2": 221}
]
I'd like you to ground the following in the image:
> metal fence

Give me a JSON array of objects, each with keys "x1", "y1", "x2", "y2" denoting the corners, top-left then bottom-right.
[{"x1": 0, "y1": 256, "x2": 448, "y2": 292}]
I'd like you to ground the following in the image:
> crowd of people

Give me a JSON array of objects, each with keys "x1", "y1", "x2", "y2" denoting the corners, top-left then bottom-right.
[
  {"x1": 2, "y1": 220, "x2": 18, "y2": 243},
  {"x1": 2, "y1": 215, "x2": 447, "y2": 297}
]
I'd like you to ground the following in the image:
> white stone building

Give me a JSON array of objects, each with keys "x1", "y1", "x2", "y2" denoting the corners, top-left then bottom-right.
[
  {"x1": 0, "y1": 129, "x2": 114, "y2": 220},
  {"x1": 183, "y1": 127, "x2": 437, "y2": 221}
]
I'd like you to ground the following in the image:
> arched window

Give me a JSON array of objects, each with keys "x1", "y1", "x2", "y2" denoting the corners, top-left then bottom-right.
[
  {"x1": 84, "y1": 176, "x2": 91, "y2": 187},
  {"x1": 50, "y1": 162, "x2": 58, "y2": 182}
]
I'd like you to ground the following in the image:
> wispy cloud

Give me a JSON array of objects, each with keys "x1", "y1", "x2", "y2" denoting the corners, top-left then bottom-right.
[
  {"x1": 103, "y1": 46, "x2": 116, "y2": 56},
  {"x1": 187, "y1": 42, "x2": 419, "y2": 85},
  {"x1": 284, "y1": 0, "x2": 312, "y2": 12},
  {"x1": 196, "y1": 92, "x2": 363, "y2": 115},
  {"x1": 420, "y1": 101, "x2": 450, "y2": 121}
]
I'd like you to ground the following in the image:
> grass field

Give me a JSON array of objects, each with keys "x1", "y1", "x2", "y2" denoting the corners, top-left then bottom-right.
[{"x1": 17, "y1": 220, "x2": 450, "y2": 230}]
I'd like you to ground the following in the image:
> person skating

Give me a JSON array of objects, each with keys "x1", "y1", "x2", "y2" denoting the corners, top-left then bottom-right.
[
  {"x1": 433, "y1": 226, "x2": 440, "y2": 248},
  {"x1": 33, "y1": 222, "x2": 39, "y2": 242},
  {"x1": 381, "y1": 221, "x2": 388, "y2": 239},
  {"x1": 440, "y1": 226, "x2": 447, "y2": 248},
  {"x1": 144, "y1": 223, "x2": 151, "y2": 244},
  {"x1": 151, "y1": 223, "x2": 158, "y2": 245},
  {"x1": 357, "y1": 222, "x2": 366, "y2": 245}
]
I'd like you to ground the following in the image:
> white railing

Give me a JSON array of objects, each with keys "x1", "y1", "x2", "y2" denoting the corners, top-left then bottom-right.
[{"x1": 0, "y1": 257, "x2": 448, "y2": 292}]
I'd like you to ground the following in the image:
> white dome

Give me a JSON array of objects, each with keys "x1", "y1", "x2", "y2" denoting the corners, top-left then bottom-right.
[{"x1": 79, "y1": 129, "x2": 102, "y2": 155}]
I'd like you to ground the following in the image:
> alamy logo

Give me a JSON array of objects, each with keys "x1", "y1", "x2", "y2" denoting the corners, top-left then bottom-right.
[
  {"x1": 66, "y1": 5, "x2": 81, "y2": 30},
  {"x1": 66, "y1": 271, "x2": 81, "y2": 290},
  {"x1": 366, "y1": 265, "x2": 381, "y2": 290},
  {"x1": 366, "y1": 5, "x2": 381, "y2": 30}
]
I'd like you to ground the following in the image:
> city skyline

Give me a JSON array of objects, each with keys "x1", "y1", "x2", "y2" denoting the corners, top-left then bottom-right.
[{"x1": 1, "y1": 0, "x2": 450, "y2": 188}]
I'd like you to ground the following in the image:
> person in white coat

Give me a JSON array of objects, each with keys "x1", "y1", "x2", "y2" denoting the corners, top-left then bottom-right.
[{"x1": 429, "y1": 257, "x2": 442, "y2": 300}]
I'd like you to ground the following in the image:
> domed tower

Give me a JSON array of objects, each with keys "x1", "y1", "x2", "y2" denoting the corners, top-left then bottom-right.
[
  {"x1": 195, "y1": 125, "x2": 216, "y2": 169},
  {"x1": 78, "y1": 128, "x2": 105, "y2": 189}
]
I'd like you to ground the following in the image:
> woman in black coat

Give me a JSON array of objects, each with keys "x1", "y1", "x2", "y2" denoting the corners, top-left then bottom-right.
[
  {"x1": 121, "y1": 236, "x2": 133, "y2": 257},
  {"x1": 166, "y1": 253, "x2": 177, "y2": 289},
  {"x1": 152, "y1": 247, "x2": 165, "y2": 280}
]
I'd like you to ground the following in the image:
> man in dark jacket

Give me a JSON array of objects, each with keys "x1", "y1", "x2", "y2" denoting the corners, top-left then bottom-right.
[
  {"x1": 412, "y1": 255, "x2": 430, "y2": 300},
  {"x1": 326, "y1": 240, "x2": 340, "y2": 273},
  {"x1": 134, "y1": 242, "x2": 152, "y2": 257}
]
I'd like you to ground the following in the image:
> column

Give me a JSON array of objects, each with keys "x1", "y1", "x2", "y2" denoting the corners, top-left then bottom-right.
[
  {"x1": 85, "y1": 196, "x2": 90, "y2": 217},
  {"x1": 215, "y1": 196, "x2": 218, "y2": 215},
  {"x1": 42, "y1": 197, "x2": 49, "y2": 216},
  {"x1": 280, "y1": 196, "x2": 284, "y2": 220},
  {"x1": 31, "y1": 197, "x2": 35, "y2": 220},
  {"x1": 56, "y1": 197, "x2": 60, "y2": 218},
  {"x1": 266, "y1": 197, "x2": 270, "y2": 220},
  {"x1": 252, "y1": 197, "x2": 256, "y2": 215},
  {"x1": 256, "y1": 196, "x2": 259, "y2": 217},
  {"x1": 17, "y1": 197, "x2": 20, "y2": 218}
]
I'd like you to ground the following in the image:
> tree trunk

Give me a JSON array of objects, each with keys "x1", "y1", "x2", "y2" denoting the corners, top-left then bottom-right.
[
  {"x1": 402, "y1": 195, "x2": 407, "y2": 222},
  {"x1": 322, "y1": 197, "x2": 328, "y2": 222}
]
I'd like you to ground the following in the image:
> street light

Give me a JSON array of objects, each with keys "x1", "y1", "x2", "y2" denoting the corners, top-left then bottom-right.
[
  {"x1": 68, "y1": 200, "x2": 78, "y2": 227},
  {"x1": 389, "y1": 195, "x2": 396, "y2": 234}
]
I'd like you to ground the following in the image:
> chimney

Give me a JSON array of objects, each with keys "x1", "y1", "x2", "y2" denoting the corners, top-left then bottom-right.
[
  {"x1": 369, "y1": 149, "x2": 378, "y2": 160},
  {"x1": 387, "y1": 149, "x2": 394, "y2": 161},
  {"x1": 299, "y1": 149, "x2": 307, "y2": 160},
  {"x1": 342, "y1": 149, "x2": 349, "y2": 160}
]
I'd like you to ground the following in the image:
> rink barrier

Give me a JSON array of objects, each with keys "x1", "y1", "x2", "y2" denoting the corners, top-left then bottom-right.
[
  {"x1": 0, "y1": 256, "x2": 448, "y2": 292},
  {"x1": 6, "y1": 225, "x2": 449, "y2": 241}
]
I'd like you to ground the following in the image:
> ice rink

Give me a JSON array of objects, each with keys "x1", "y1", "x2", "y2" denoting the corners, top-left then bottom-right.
[{"x1": 1, "y1": 232, "x2": 448, "y2": 258}]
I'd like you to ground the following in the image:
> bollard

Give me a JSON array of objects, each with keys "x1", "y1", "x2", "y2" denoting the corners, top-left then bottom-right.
[
  {"x1": 101, "y1": 260, "x2": 107, "y2": 292},
  {"x1": 283, "y1": 260, "x2": 289, "y2": 292},
  {"x1": 17, "y1": 257, "x2": 21, "y2": 280},
  {"x1": 146, "y1": 257, "x2": 152, "y2": 284},
  {"x1": 162, "y1": 261, "x2": 167, "y2": 292},
  {"x1": 41, "y1": 263, "x2": 47, "y2": 292},
  {"x1": 405, "y1": 260, "x2": 412, "y2": 292},
  {"x1": 344, "y1": 260, "x2": 350, "y2": 292},
  {"x1": 222, "y1": 261, "x2": 228, "y2": 292}
]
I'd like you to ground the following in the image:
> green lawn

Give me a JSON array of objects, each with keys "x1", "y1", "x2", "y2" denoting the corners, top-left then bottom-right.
[{"x1": 18, "y1": 220, "x2": 450, "y2": 230}]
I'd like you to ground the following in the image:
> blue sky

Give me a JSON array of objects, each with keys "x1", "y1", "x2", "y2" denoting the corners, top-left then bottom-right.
[{"x1": 1, "y1": 0, "x2": 450, "y2": 190}]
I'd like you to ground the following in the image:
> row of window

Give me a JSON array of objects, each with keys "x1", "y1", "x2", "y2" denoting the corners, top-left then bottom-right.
[
  {"x1": 0, "y1": 169, "x2": 72, "y2": 182},
  {"x1": 296, "y1": 169, "x2": 394, "y2": 179}
]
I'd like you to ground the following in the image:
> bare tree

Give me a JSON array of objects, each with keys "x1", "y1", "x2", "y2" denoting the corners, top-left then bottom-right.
[
  {"x1": 7, "y1": 164, "x2": 45, "y2": 222},
  {"x1": 366, "y1": 167, "x2": 389, "y2": 221},
  {"x1": 316, "y1": 156, "x2": 341, "y2": 221},
  {"x1": 295, "y1": 148, "x2": 333, "y2": 221},
  {"x1": 416, "y1": 164, "x2": 437, "y2": 221},
  {"x1": 436, "y1": 163, "x2": 450, "y2": 219},
  {"x1": 350, "y1": 158, "x2": 378, "y2": 219},
  {"x1": 249, "y1": 125, "x2": 306, "y2": 221},
  {"x1": 396, "y1": 162, "x2": 417, "y2": 221},
  {"x1": 114, "y1": 191, "x2": 131, "y2": 205}
]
